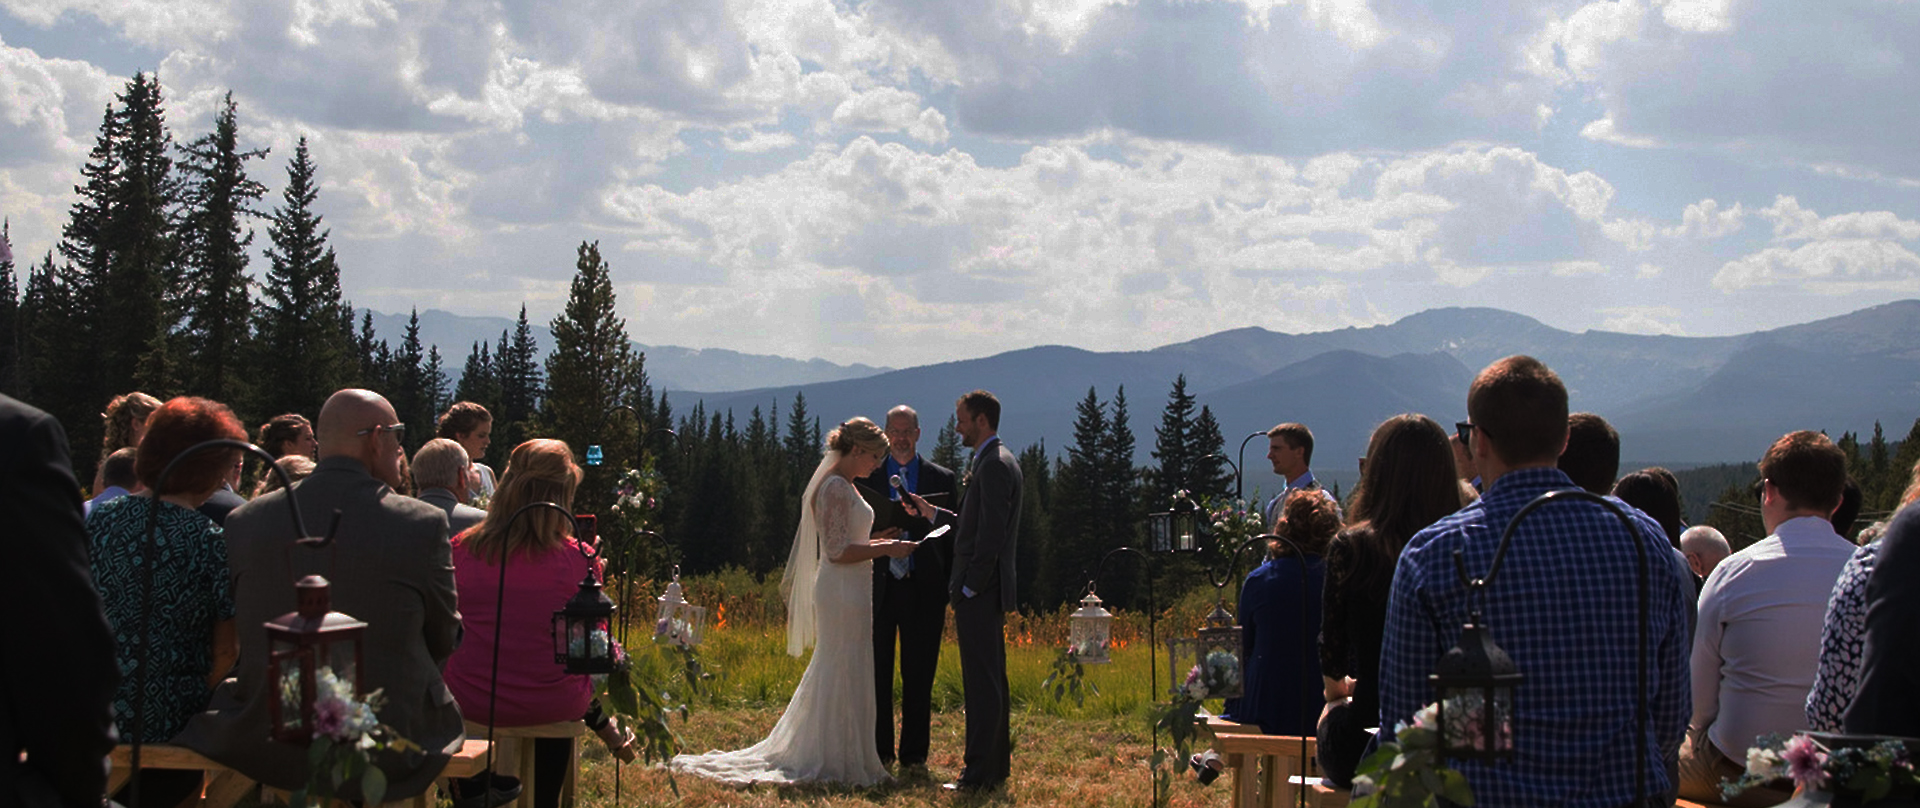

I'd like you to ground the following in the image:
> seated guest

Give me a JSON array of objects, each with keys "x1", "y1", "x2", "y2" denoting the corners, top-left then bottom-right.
[
  {"x1": 250, "y1": 454, "x2": 316, "y2": 498},
  {"x1": 413, "y1": 438, "x2": 487, "y2": 534},
  {"x1": 1680, "y1": 431, "x2": 1856, "y2": 807},
  {"x1": 88, "y1": 397, "x2": 245, "y2": 807},
  {"x1": 1614, "y1": 468, "x2": 1684, "y2": 549},
  {"x1": 1808, "y1": 460, "x2": 1920, "y2": 732},
  {"x1": 1380, "y1": 357, "x2": 1691, "y2": 808},
  {"x1": 1844, "y1": 467, "x2": 1920, "y2": 737},
  {"x1": 1556, "y1": 411, "x2": 1619, "y2": 495},
  {"x1": 198, "y1": 453, "x2": 248, "y2": 525},
  {"x1": 1317, "y1": 414, "x2": 1465, "y2": 787},
  {"x1": 442, "y1": 439, "x2": 633, "y2": 808},
  {"x1": 95, "y1": 391, "x2": 161, "y2": 494},
  {"x1": 2, "y1": 394, "x2": 119, "y2": 807},
  {"x1": 1832, "y1": 478, "x2": 1862, "y2": 540},
  {"x1": 85, "y1": 446, "x2": 139, "y2": 516},
  {"x1": 1223, "y1": 488, "x2": 1336, "y2": 736},
  {"x1": 176, "y1": 389, "x2": 463, "y2": 801},
  {"x1": 257, "y1": 413, "x2": 318, "y2": 460},
  {"x1": 1680, "y1": 525, "x2": 1731, "y2": 594},
  {"x1": 437, "y1": 401, "x2": 496, "y2": 503}
]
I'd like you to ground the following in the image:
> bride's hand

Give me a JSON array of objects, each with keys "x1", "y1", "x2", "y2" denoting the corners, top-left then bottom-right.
[{"x1": 877, "y1": 539, "x2": 917, "y2": 558}]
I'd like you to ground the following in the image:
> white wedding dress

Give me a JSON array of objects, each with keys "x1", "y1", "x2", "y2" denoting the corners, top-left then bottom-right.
[{"x1": 672, "y1": 467, "x2": 891, "y2": 787}]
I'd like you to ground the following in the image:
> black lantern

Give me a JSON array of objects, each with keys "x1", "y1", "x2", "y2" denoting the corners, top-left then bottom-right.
[
  {"x1": 1430, "y1": 620, "x2": 1521, "y2": 760},
  {"x1": 553, "y1": 571, "x2": 618, "y2": 674},
  {"x1": 1166, "y1": 600, "x2": 1245, "y2": 700},
  {"x1": 265, "y1": 575, "x2": 367, "y2": 743},
  {"x1": 1149, "y1": 490, "x2": 1203, "y2": 553}
]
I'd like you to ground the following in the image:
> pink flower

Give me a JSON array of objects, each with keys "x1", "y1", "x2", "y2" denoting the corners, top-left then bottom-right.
[
  {"x1": 1782, "y1": 735, "x2": 1827, "y2": 791},
  {"x1": 313, "y1": 697, "x2": 349, "y2": 740}
]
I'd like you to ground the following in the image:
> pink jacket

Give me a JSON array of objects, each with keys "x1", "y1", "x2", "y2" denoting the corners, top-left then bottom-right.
[{"x1": 444, "y1": 531, "x2": 598, "y2": 726}]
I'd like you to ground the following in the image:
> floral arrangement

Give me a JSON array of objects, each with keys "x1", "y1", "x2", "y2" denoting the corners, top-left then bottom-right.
[
  {"x1": 610, "y1": 467, "x2": 667, "y2": 536},
  {"x1": 282, "y1": 666, "x2": 418, "y2": 807},
  {"x1": 1350, "y1": 702, "x2": 1476, "y2": 808},
  {"x1": 1069, "y1": 636, "x2": 1109, "y2": 659},
  {"x1": 654, "y1": 616, "x2": 697, "y2": 649},
  {"x1": 1206, "y1": 497, "x2": 1267, "y2": 548},
  {"x1": 1181, "y1": 650, "x2": 1242, "y2": 701},
  {"x1": 1725, "y1": 733, "x2": 1919, "y2": 803}
]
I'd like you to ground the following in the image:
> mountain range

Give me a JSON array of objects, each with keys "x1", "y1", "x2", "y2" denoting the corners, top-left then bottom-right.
[{"x1": 371, "y1": 300, "x2": 1920, "y2": 500}]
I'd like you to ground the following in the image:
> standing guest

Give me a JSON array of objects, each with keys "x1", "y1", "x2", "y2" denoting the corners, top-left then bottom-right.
[
  {"x1": 1680, "y1": 525, "x2": 1732, "y2": 592},
  {"x1": 197, "y1": 454, "x2": 248, "y2": 526},
  {"x1": 1262, "y1": 422, "x2": 1320, "y2": 527},
  {"x1": 1224, "y1": 489, "x2": 1335, "y2": 735},
  {"x1": 85, "y1": 446, "x2": 140, "y2": 516},
  {"x1": 250, "y1": 454, "x2": 316, "y2": 498},
  {"x1": 95, "y1": 391, "x2": 161, "y2": 494},
  {"x1": 1614, "y1": 468, "x2": 1685, "y2": 549},
  {"x1": 443, "y1": 439, "x2": 633, "y2": 808},
  {"x1": 1557, "y1": 411, "x2": 1620, "y2": 495},
  {"x1": 1450, "y1": 422, "x2": 1481, "y2": 494},
  {"x1": 1, "y1": 394, "x2": 118, "y2": 808},
  {"x1": 1808, "y1": 460, "x2": 1920, "y2": 732},
  {"x1": 903, "y1": 390, "x2": 1023, "y2": 794},
  {"x1": 413, "y1": 438, "x2": 488, "y2": 535},
  {"x1": 1680, "y1": 431, "x2": 1855, "y2": 807},
  {"x1": 1317, "y1": 414, "x2": 1464, "y2": 787},
  {"x1": 1379, "y1": 356, "x2": 1691, "y2": 808},
  {"x1": 862, "y1": 404, "x2": 957, "y2": 770},
  {"x1": 438, "y1": 401, "x2": 496, "y2": 503},
  {"x1": 257, "y1": 413, "x2": 318, "y2": 459},
  {"x1": 176, "y1": 389, "x2": 464, "y2": 801},
  {"x1": 88, "y1": 397, "x2": 245, "y2": 807}
]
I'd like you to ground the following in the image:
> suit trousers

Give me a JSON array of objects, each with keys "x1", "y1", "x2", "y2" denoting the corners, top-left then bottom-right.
[
  {"x1": 952, "y1": 587, "x2": 1010, "y2": 785},
  {"x1": 874, "y1": 572, "x2": 948, "y2": 764}
]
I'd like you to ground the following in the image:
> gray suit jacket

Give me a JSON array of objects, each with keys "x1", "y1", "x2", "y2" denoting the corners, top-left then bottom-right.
[
  {"x1": 418, "y1": 488, "x2": 486, "y2": 536},
  {"x1": 949, "y1": 438, "x2": 1023, "y2": 612},
  {"x1": 176, "y1": 456, "x2": 463, "y2": 798}
]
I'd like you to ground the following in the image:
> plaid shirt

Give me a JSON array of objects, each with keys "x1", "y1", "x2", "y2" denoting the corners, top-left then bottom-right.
[{"x1": 1379, "y1": 467, "x2": 1693, "y2": 808}]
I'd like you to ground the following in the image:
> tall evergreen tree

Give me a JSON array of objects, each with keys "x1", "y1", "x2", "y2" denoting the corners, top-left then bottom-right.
[
  {"x1": 176, "y1": 93, "x2": 268, "y2": 405},
  {"x1": 1038, "y1": 388, "x2": 1110, "y2": 610},
  {"x1": 424, "y1": 345, "x2": 449, "y2": 425},
  {"x1": 104, "y1": 73, "x2": 183, "y2": 395},
  {"x1": 0, "y1": 224, "x2": 18, "y2": 397},
  {"x1": 540, "y1": 241, "x2": 648, "y2": 518},
  {"x1": 388, "y1": 309, "x2": 431, "y2": 451},
  {"x1": 1190, "y1": 404, "x2": 1230, "y2": 501},
  {"x1": 932, "y1": 413, "x2": 964, "y2": 476},
  {"x1": 1014, "y1": 440, "x2": 1051, "y2": 611},
  {"x1": 454, "y1": 340, "x2": 502, "y2": 415},
  {"x1": 496, "y1": 305, "x2": 543, "y2": 452},
  {"x1": 257, "y1": 137, "x2": 352, "y2": 417},
  {"x1": 783, "y1": 392, "x2": 815, "y2": 486},
  {"x1": 1150, "y1": 375, "x2": 1199, "y2": 502}
]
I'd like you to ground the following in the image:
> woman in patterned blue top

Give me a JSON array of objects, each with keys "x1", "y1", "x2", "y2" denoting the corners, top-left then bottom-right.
[{"x1": 88, "y1": 396, "x2": 246, "y2": 804}]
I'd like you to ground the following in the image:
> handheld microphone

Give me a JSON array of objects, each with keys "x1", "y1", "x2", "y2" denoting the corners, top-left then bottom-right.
[{"x1": 890, "y1": 473, "x2": 908, "y2": 498}]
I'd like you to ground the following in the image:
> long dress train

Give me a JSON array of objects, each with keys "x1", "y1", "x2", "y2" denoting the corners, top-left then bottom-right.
[{"x1": 671, "y1": 472, "x2": 891, "y2": 786}]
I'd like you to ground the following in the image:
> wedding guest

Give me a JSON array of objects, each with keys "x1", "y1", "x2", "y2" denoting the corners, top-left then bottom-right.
[
  {"x1": 197, "y1": 453, "x2": 248, "y2": 525},
  {"x1": 1, "y1": 394, "x2": 118, "y2": 808},
  {"x1": 442, "y1": 439, "x2": 633, "y2": 808},
  {"x1": 1224, "y1": 489, "x2": 1335, "y2": 735},
  {"x1": 1680, "y1": 525, "x2": 1731, "y2": 594},
  {"x1": 1808, "y1": 460, "x2": 1920, "y2": 732},
  {"x1": 257, "y1": 413, "x2": 317, "y2": 459},
  {"x1": 85, "y1": 446, "x2": 139, "y2": 516},
  {"x1": 1832, "y1": 479, "x2": 1863, "y2": 540},
  {"x1": 413, "y1": 438, "x2": 487, "y2": 535},
  {"x1": 1262, "y1": 422, "x2": 1321, "y2": 528},
  {"x1": 1380, "y1": 357, "x2": 1691, "y2": 808},
  {"x1": 95, "y1": 391, "x2": 160, "y2": 493},
  {"x1": 1317, "y1": 414, "x2": 1464, "y2": 787},
  {"x1": 1681, "y1": 431, "x2": 1855, "y2": 807},
  {"x1": 1844, "y1": 476, "x2": 1920, "y2": 737},
  {"x1": 249, "y1": 454, "x2": 316, "y2": 498},
  {"x1": 1557, "y1": 411, "x2": 1619, "y2": 495},
  {"x1": 437, "y1": 401, "x2": 496, "y2": 503},
  {"x1": 1614, "y1": 468, "x2": 1685, "y2": 549},
  {"x1": 88, "y1": 397, "x2": 244, "y2": 807}
]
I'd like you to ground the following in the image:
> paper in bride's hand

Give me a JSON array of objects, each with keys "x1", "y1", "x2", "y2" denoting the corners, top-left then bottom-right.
[
  {"x1": 907, "y1": 524, "x2": 952, "y2": 545},
  {"x1": 852, "y1": 480, "x2": 948, "y2": 533}
]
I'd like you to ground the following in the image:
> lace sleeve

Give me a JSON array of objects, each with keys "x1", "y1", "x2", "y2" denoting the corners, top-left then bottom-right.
[{"x1": 819, "y1": 476, "x2": 858, "y2": 563}]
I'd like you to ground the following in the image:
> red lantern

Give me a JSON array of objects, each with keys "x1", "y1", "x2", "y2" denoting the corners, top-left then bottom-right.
[{"x1": 265, "y1": 576, "x2": 367, "y2": 743}]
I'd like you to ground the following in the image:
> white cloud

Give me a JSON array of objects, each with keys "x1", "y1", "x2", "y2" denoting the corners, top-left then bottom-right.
[
  {"x1": 1599, "y1": 305, "x2": 1687, "y2": 334},
  {"x1": 1579, "y1": 116, "x2": 1659, "y2": 148},
  {"x1": 1665, "y1": 198, "x2": 1744, "y2": 239},
  {"x1": 1635, "y1": 262, "x2": 1662, "y2": 278},
  {"x1": 1713, "y1": 239, "x2": 1920, "y2": 293},
  {"x1": 1759, "y1": 195, "x2": 1920, "y2": 243},
  {"x1": 723, "y1": 128, "x2": 798, "y2": 152},
  {"x1": 1551, "y1": 260, "x2": 1608, "y2": 277},
  {"x1": 1658, "y1": 0, "x2": 1737, "y2": 34}
]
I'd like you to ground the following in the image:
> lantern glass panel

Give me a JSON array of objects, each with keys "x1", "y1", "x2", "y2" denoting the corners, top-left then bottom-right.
[
  {"x1": 1067, "y1": 593, "x2": 1113, "y2": 664},
  {"x1": 1148, "y1": 512, "x2": 1172, "y2": 552},
  {"x1": 1172, "y1": 510, "x2": 1199, "y2": 552},
  {"x1": 1437, "y1": 684, "x2": 1516, "y2": 759},
  {"x1": 272, "y1": 645, "x2": 306, "y2": 736},
  {"x1": 655, "y1": 581, "x2": 706, "y2": 648},
  {"x1": 1166, "y1": 624, "x2": 1245, "y2": 700}
]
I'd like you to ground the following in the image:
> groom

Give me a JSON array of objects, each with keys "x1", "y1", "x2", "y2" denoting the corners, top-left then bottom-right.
[{"x1": 905, "y1": 390, "x2": 1022, "y2": 793}]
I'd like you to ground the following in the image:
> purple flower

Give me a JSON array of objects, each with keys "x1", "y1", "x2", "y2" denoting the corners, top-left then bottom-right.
[
  {"x1": 313, "y1": 697, "x2": 349, "y2": 740},
  {"x1": 1783, "y1": 734, "x2": 1828, "y2": 791}
]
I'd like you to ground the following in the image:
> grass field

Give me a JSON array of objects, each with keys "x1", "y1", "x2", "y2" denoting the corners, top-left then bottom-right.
[{"x1": 556, "y1": 572, "x2": 1238, "y2": 807}]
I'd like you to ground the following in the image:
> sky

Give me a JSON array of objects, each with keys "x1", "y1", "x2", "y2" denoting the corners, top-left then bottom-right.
[{"x1": 1, "y1": 0, "x2": 1917, "y2": 369}]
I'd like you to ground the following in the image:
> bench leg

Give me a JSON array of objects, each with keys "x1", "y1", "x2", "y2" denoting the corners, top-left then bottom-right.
[{"x1": 201, "y1": 770, "x2": 256, "y2": 808}]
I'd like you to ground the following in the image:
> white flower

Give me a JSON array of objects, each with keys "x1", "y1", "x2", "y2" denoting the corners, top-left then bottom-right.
[{"x1": 1748, "y1": 747, "x2": 1783, "y2": 779}]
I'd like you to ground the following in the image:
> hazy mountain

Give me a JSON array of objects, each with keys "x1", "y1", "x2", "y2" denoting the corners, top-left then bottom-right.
[{"x1": 361, "y1": 308, "x2": 891, "y2": 392}]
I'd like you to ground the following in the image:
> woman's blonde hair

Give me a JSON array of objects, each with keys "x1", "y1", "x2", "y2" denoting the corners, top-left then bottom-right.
[
  {"x1": 102, "y1": 392, "x2": 163, "y2": 454},
  {"x1": 464, "y1": 439, "x2": 582, "y2": 564},
  {"x1": 826, "y1": 417, "x2": 886, "y2": 458}
]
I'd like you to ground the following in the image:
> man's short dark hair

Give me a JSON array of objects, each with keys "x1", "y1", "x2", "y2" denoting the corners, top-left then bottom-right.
[
  {"x1": 99, "y1": 447, "x2": 139, "y2": 490},
  {"x1": 1760, "y1": 431, "x2": 1847, "y2": 514},
  {"x1": 1559, "y1": 412, "x2": 1621, "y2": 494},
  {"x1": 958, "y1": 390, "x2": 1001, "y2": 430},
  {"x1": 1267, "y1": 422, "x2": 1315, "y2": 466},
  {"x1": 1467, "y1": 355, "x2": 1569, "y2": 467}
]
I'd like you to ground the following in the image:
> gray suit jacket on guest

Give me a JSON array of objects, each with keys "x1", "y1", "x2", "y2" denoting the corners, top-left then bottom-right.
[
  {"x1": 949, "y1": 439, "x2": 1023, "y2": 612},
  {"x1": 176, "y1": 456, "x2": 463, "y2": 799},
  {"x1": 418, "y1": 487, "x2": 486, "y2": 536}
]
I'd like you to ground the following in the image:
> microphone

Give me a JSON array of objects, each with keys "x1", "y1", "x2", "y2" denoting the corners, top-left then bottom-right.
[{"x1": 889, "y1": 473, "x2": 909, "y2": 498}]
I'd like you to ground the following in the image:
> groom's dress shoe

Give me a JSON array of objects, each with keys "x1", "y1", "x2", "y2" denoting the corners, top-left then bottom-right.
[{"x1": 943, "y1": 779, "x2": 1000, "y2": 795}]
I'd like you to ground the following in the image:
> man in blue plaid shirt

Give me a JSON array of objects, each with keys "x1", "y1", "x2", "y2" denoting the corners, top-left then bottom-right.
[{"x1": 1378, "y1": 356, "x2": 1693, "y2": 808}]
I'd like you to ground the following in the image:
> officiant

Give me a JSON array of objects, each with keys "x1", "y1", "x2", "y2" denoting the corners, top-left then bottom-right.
[{"x1": 862, "y1": 404, "x2": 957, "y2": 769}]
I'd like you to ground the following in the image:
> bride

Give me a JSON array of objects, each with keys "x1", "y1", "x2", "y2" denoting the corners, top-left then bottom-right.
[{"x1": 673, "y1": 417, "x2": 918, "y2": 786}]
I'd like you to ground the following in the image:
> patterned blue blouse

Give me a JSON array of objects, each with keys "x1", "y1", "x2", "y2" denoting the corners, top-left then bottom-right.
[
  {"x1": 88, "y1": 495, "x2": 235, "y2": 743},
  {"x1": 1807, "y1": 537, "x2": 1882, "y2": 732}
]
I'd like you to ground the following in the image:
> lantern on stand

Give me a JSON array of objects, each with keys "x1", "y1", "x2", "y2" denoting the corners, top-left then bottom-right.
[
  {"x1": 1166, "y1": 600, "x2": 1244, "y2": 700},
  {"x1": 654, "y1": 565, "x2": 706, "y2": 648},
  {"x1": 554, "y1": 570, "x2": 618, "y2": 674},
  {"x1": 1149, "y1": 490, "x2": 1203, "y2": 553},
  {"x1": 1430, "y1": 619, "x2": 1522, "y2": 760},
  {"x1": 1067, "y1": 588, "x2": 1114, "y2": 664},
  {"x1": 265, "y1": 575, "x2": 367, "y2": 743}
]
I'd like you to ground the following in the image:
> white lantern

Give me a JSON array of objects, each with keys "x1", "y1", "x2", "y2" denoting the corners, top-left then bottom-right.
[{"x1": 1067, "y1": 591, "x2": 1114, "y2": 665}]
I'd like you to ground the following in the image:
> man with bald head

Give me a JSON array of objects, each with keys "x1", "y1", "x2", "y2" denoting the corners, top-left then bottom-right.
[
  {"x1": 1680, "y1": 526, "x2": 1732, "y2": 589},
  {"x1": 178, "y1": 390, "x2": 465, "y2": 800}
]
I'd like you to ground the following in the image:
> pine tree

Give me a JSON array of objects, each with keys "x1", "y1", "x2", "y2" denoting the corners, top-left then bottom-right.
[
  {"x1": 176, "y1": 93, "x2": 268, "y2": 405},
  {"x1": 540, "y1": 241, "x2": 647, "y2": 518},
  {"x1": 783, "y1": 392, "x2": 815, "y2": 485},
  {"x1": 1191, "y1": 404, "x2": 1230, "y2": 501},
  {"x1": 0, "y1": 223, "x2": 18, "y2": 397},
  {"x1": 104, "y1": 73, "x2": 183, "y2": 395},
  {"x1": 496, "y1": 305, "x2": 543, "y2": 452},
  {"x1": 424, "y1": 345, "x2": 449, "y2": 425},
  {"x1": 1038, "y1": 388, "x2": 1110, "y2": 610},
  {"x1": 1014, "y1": 440, "x2": 1051, "y2": 611},
  {"x1": 258, "y1": 138, "x2": 352, "y2": 417},
  {"x1": 1150, "y1": 375, "x2": 1199, "y2": 502},
  {"x1": 389, "y1": 309, "x2": 430, "y2": 451},
  {"x1": 454, "y1": 340, "x2": 502, "y2": 416},
  {"x1": 932, "y1": 413, "x2": 964, "y2": 475}
]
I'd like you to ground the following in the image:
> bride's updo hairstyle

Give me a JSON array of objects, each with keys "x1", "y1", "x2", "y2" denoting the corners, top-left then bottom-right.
[
  {"x1": 827, "y1": 417, "x2": 887, "y2": 458},
  {"x1": 463, "y1": 438, "x2": 582, "y2": 563}
]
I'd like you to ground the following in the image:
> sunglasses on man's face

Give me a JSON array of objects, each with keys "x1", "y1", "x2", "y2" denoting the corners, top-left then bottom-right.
[
  {"x1": 1455, "y1": 421, "x2": 1473, "y2": 448},
  {"x1": 356, "y1": 423, "x2": 407, "y2": 439}
]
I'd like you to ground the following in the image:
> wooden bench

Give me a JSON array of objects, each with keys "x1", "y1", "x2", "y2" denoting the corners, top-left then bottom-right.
[
  {"x1": 464, "y1": 719, "x2": 587, "y2": 808},
  {"x1": 1206, "y1": 718, "x2": 1350, "y2": 808},
  {"x1": 110, "y1": 738, "x2": 490, "y2": 808}
]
